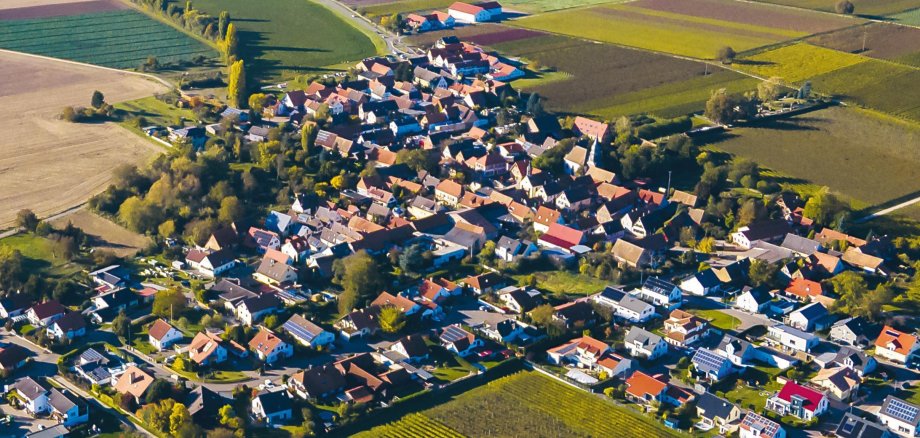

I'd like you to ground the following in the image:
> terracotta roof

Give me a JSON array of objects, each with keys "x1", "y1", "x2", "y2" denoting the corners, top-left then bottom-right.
[
  {"x1": 785, "y1": 278, "x2": 823, "y2": 300},
  {"x1": 449, "y1": 2, "x2": 485, "y2": 15},
  {"x1": 114, "y1": 366, "x2": 154, "y2": 399},
  {"x1": 188, "y1": 332, "x2": 226, "y2": 364},
  {"x1": 435, "y1": 179, "x2": 464, "y2": 198},
  {"x1": 543, "y1": 223, "x2": 584, "y2": 247},
  {"x1": 370, "y1": 292, "x2": 416, "y2": 312},
  {"x1": 572, "y1": 116, "x2": 609, "y2": 140},
  {"x1": 148, "y1": 319, "x2": 176, "y2": 341},
  {"x1": 876, "y1": 325, "x2": 917, "y2": 355},
  {"x1": 534, "y1": 206, "x2": 561, "y2": 227},
  {"x1": 249, "y1": 328, "x2": 286, "y2": 356},
  {"x1": 625, "y1": 371, "x2": 667, "y2": 399}
]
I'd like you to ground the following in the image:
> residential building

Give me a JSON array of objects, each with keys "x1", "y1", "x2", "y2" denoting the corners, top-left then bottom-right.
[
  {"x1": 788, "y1": 302, "x2": 832, "y2": 332},
  {"x1": 680, "y1": 270, "x2": 721, "y2": 296},
  {"x1": 735, "y1": 287, "x2": 771, "y2": 313},
  {"x1": 147, "y1": 319, "x2": 183, "y2": 351},
  {"x1": 878, "y1": 396, "x2": 920, "y2": 437},
  {"x1": 113, "y1": 366, "x2": 154, "y2": 404},
  {"x1": 593, "y1": 287, "x2": 654, "y2": 323},
  {"x1": 389, "y1": 335, "x2": 430, "y2": 363},
  {"x1": 13, "y1": 377, "x2": 50, "y2": 414},
  {"x1": 663, "y1": 309, "x2": 710, "y2": 348},
  {"x1": 185, "y1": 249, "x2": 236, "y2": 277},
  {"x1": 875, "y1": 326, "x2": 919, "y2": 364},
  {"x1": 740, "y1": 412, "x2": 785, "y2": 438},
  {"x1": 188, "y1": 332, "x2": 229, "y2": 366},
  {"x1": 623, "y1": 327, "x2": 667, "y2": 360},
  {"x1": 696, "y1": 392, "x2": 741, "y2": 434},
  {"x1": 767, "y1": 324, "x2": 819, "y2": 353},
  {"x1": 812, "y1": 366, "x2": 860, "y2": 400},
  {"x1": 831, "y1": 317, "x2": 881, "y2": 348},
  {"x1": 282, "y1": 314, "x2": 334, "y2": 348},
  {"x1": 26, "y1": 300, "x2": 66, "y2": 327},
  {"x1": 249, "y1": 328, "x2": 293, "y2": 365},
  {"x1": 637, "y1": 277, "x2": 682, "y2": 309},
  {"x1": 439, "y1": 324, "x2": 483, "y2": 357},
  {"x1": 692, "y1": 348, "x2": 735, "y2": 381},
  {"x1": 236, "y1": 294, "x2": 282, "y2": 326},
  {"x1": 48, "y1": 388, "x2": 88, "y2": 427},
  {"x1": 252, "y1": 390, "x2": 293, "y2": 425},
  {"x1": 766, "y1": 381, "x2": 828, "y2": 421},
  {"x1": 836, "y1": 413, "x2": 892, "y2": 438},
  {"x1": 47, "y1": 312, "x2": 86, "y2": 340}
]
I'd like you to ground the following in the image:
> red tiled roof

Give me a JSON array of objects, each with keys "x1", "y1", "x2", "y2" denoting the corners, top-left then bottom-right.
[
  {"x1": 876, "y1": 325, "x2": 917, "y2": 355},
  {"x1": 775, "y1": 381, "x2": 825, "y2": 412},
  {"x1": 625, "y1": 371, "x2": 667, "y2": 399}
]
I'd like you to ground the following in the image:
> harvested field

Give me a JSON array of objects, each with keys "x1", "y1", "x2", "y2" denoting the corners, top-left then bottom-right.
[
  {"x1": 0, "y1": 50, "x2": 166, "y2": 229},
  {"x1": 0, "y1": 0, "x2": 124, "y2": 20},
  {"x1": 736, "y1": 43, "x2": 867, "y2": 82},
  {"x1": 891, "y1": 8, "x2": 920, "y2": 26},
  {"x1": 512, "y1": 0, "x2": 855, "y2": 59},
  {"x1": 465, "y1": 27, "x2": 546, "y2": 46},
  {"x1": 578, "y1": 71, "x2": 759, "y2": 119},
  {"x1": 49, "y1": 210, "x2": 150, "y2": 257},
  {"x1": 361, "y1": 0, "x2": 455, "y2": 16},
  {"x1": 489, "y1": 35, "x2": 711, "y2": 115},
  {"x1": 808, "y1": 22, "x2": 920, "y2": 67},
  {"x1": 810, "y1": 60, "x2": 920, "y2": 121},
  {"x1": 0, "y1": 10, "x2": 216, "y2": 69},
  {"x1": 754, "y1": 0, "x2": 919, "y2": 16},
  {"x1": 702, "y1": 106, "x2": 920, "y2": 205}
]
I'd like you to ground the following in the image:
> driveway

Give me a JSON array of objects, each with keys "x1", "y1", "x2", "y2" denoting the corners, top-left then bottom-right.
[{"x1": 0, "y1": 403, "x2": 59, "y2": 437}]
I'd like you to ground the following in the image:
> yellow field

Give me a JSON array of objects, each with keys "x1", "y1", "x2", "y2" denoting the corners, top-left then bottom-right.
[{"x1": 737, "y1": 43, "x2": 868, "y2": 82}]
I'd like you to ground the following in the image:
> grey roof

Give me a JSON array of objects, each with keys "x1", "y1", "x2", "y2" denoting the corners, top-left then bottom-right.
[
  {"x1": 696, "y1": 392, "x2": 736, "y2": 421},
  {"x1": 282, "y1": 314, "x2": 326, "y2": 342},
  {"x1": 497, "y1": 235, "x2": 521, "y2": 252},
  {"x1": 25, "y1": 425, "x2": 69, "y2": 438},
  {"x1": 717, "y1": 334, "x2": 753, "y2": 356},
  {"x1": 642, "y1": 277, "x2": 677, "y2": 296},
  {"x1": 48, "y1": 388, "x2": 83, "y2": 414},
  {"x1": 881, "y1": 396, "x2": 920, "y2": 426},
  {"x1": 77, "y1": 362, "x2": 111, "y2": 382},
  {"x1": 770, "y1": 324, "x2": 817, "y2": 341},
  {"x1": 13, "y1": 377, "x2": 46, "y2": 401},
  {"x1": 240, "y1": 294, "x2": 282, "y2": 314},
  {"x1": 624, "y1": 327, "x2": 661, "y2": 347},
  {"x1": 619, "y1": 295, "x2": 653, "y2": 314},
  {"x1": 692, "y1": 348, "x2": 731, "y2": 375},
  {"x1": 78, "y1": 348, "x2": 108, "y2": 365},
  {"x1": 780, "y1": 233, "x2": 820, "y2": 256},
  {"x1": 187, "y1": 385, "x2": 228, "y2": 418},
  {"x1": 836, "y1": 413, "x2": 889, "y2": 438}
]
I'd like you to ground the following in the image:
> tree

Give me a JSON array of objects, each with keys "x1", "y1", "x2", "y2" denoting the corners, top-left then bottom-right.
[
  {"x1": 113, "y1": 310, "x2": 131, "y2": 340},
  {"x1": 696, "y1": 237, "x2": 715, "y2": 254},
  {"x1": 398, "y1": 243, "x2": 428, "y2": 275},
  {"x1": 803, "y1": 189, "x2": 848, "y2": 225},
  {"x1": 169, "y1": 402, "x2": 191, "y2": 436},
  {"x1": 836, "y1": 0, "x2": 855, "y2": 14},
  {"x1": 479, "y1": 240, "x2": 496, "y2": 265},
  {"x1": 378, "y1": 305, "x2": 406, "y2": 333},
  {"x1": 119, "y1": 196, "x2": 158, "y2": 233},
  {"x1": 717, "y1": 46, "x2": 736, "y2": 64},
  {"x1": 248, "y1": 93, "x2": 268, "y2": 114},
  {"x1": 525, "y1": 93, "x2": 544, "y2": 117},
  {"x1": 227, "y1": 59, "x2": 246, "y2": 108},
  {"x1": 530, "y1": 304, "x2": 555, "y2": 327},
  {"x1": 218, "y1": 11, "x2": 230, "y2": 39},
  {"x1": 153, "y1": 289, "x2": 187, "y2": 319},
  {"x1": 218, "y1": 196, "x2": 243, "y2": 224},
  {"x1": 15, "y1": 209, "x2": 38, "y2": 232},
  {"x1": 91, "y1": 90, "x2": 105, "y2": 109},
  {"x1": 737, "y1": 198, "x2": 765, "y2": 227},
  {"x1": 158, "y1": 220, "x2": 177, "y2": 238},
  {"x1": 705, "y1": 88, "x2": 734, "y2": 124},
  {"x1": 757, "y1": 76, "x2": 784, "y2": 102},
  {"x1": 830, "y1": 271, "x2": 867, "y2": 313},
  {"x1": 218, "y1": 404, "x2": 242, "y2": 430},
  {"x1": 334, "y1": 251, "x2": 386, "y2": 314},
  {"x1": 224, "y1": 22, "x2": 239, "y2": 59},
  {"x1": 145, "y1": 379, "x2": 173, "y2": 404},
  {"x1": 173, "y1": 356, "x2": 191, "y2": 372},
  {"x1": 139, "y1": 399, "x2": 176, "y2": 432},
  {"x1": 300, "y1": 122, "x2": 317, "y2": 153},
  {"x1": 749, "y1": 260, "x2": 779, "y2": 288},
  {"x1": 264, "y1": 314, "x2": 279, "y2": 329}
]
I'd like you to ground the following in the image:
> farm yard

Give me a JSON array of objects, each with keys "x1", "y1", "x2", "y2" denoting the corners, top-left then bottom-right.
[
  {"x1": 0, "y1": 50, "x2": 165, "y2": 229},
  {"x1": 752, "y1": 0, "x2": 919, "y2": 16},
  {"x1": 701, "y1": 106, "x2": 920, "y2": 206},
  {"x1": 0, "y1": 9, "x2": 216, "y2": 69},
  {"x1": 807, "y1": 22, "x2": 920, "y2": 67},
  {"x1": 191, "y1": 0, "x2": 381, "y2": 84},
  {"x1": 354, "y1": 372, "x2": 681, "y2": 437},
  {"x1": 511, "y1": 0, "x2": 856, "y2": 59}
]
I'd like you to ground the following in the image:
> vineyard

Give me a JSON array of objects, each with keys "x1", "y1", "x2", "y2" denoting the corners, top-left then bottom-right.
[
  {"x1": 0, "y1": 10, "x2": 215, "y2": 69},
  {"x1": 353, "y1": 372, "x2": 682, "y2": 437}
]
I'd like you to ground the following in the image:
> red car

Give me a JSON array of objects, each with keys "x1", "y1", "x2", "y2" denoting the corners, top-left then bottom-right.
[{"x1": 477, "y1": 349, "x2": 493, "y2": 359}]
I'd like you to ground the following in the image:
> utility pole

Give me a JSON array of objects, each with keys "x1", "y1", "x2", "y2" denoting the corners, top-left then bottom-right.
[
  {"x1": 862, "y1": 28, "x2": 868, "y2": 53},
  {"x1": 666, "y1": 171, "x2": 673, "y2": 197}
]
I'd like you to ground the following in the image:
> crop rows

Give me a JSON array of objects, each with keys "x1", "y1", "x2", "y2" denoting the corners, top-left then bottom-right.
[
  {"x1": 737, "y1": 43, "x2": 867, "y2": 83},
  {"x1": 353, "y1": 413, "x2": 463, "y2": 438},
  {"x1": 0, "y1": 10, "x2": 214, "y2": 69}
]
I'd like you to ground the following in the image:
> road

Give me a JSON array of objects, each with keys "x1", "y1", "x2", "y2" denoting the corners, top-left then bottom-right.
[
  {"x1": 317, "y1": 0, "x2": 417, "y2": 57},
  {"x1": 855, "y1": 196, "x2": 920, "y2": 223},
  {"x1": 0, "y1": 204, "x2": 86, "y2": 239}
]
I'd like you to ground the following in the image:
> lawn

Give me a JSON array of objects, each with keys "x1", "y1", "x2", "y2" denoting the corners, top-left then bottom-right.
[
  {"x1": 191, "y1": 0, "x2": 382, "y2": 83},
  {"x1": 114, "y1": 96, "x2": 198, "y2": 129},
  {"x1": 0, "y1": 233, "x2": 83, "y2": 276},
  {"x1": 721, "y1": 378, "x2": 784, "y2": 411},
  {"x1": 515, "y1": 270, "x2": 610, "y2": 296},
  {"x1": 736, "y1": 43, "x2": 867, "y2": 83},
  {"x1": 691, "y1": 309, "x2": 741, "y2": 330},
  {"x1": 0, "y1": 10, "x2": 216, "y2": 69},
  {"x1": 701, "y1": 106, "x2": 920, "y2": 206},
  {"x1": 355, "y1": 371, "x2": 680, "y2": 437},
  {"x1": 360, "y1": 0, "x2": 455, "y2": 16},
  {"x1": 753, "y1": 0, "x2": 919, "y2": 16},
  {"x1": 810, "y1": 59, "x2": 920, "y2": 122}
]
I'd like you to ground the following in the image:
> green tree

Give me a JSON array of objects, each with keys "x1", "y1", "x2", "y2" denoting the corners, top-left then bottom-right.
[
  {"x1": 335, "y1": 251, "x2": 386, "y2": 314},
  {"x1": 830, "y1": 271, "x2": 867, "y2": 313},
  {"x1": 757, "y1": 76, "x2": 784, "y2": 102},
  {"x1": 248, "y1": 93, "x2": 268, "y2": 114},
  {"x1": 112, "y1": 310, "x2": 131, "y2": 340},
  {"x1": 748, "y1": 260, "x2": 779, "y2": 288},
  {"x1": 173, "y1": 356, "x2": 191, "y2": 372},
  {"x1": 91, "y1": 90, "x2": 105, "y2": 109},
  {"x1": 224, "y1": 22, "x2": 239, "y2": 59},
  {"x1": 218, "y1": 404, "x2": 242, "y2": 430},
  {"x1": 717, "y1": 46, "x2": 736, "y2": 63},
  {"x1": 15, "y1": 209, "x2": 39, "y2": 232},
  {"x1": 169, "y1": 402, "x2": 191, "y2": 436},
  {"x1": 705, "y1": 88, "x2": 733, "y2": 124},
  {"x1": 158, "y1": 220, "x2": 177, "y2": 238},
  {"x1": 378, "y1": 305, "x2": 406, "y2": 333},
  {"x1": 218, "y1": 196, "x2": 243, "y2": 224},
  {"x1": 479, "y1": 240, "x2": 496, "y2": 264},
  {"x1": 119, "y1": 196, "x2": 158, "y2": 233},
  {"x1": 145, "y1": 379, "x2": 173, "y2": 405},
  {"x1": 300, "y1": 122, "x2": 317, "y2": 153},
  {"x1": 218, "y1": 11, "x2": 230, "y2": 39},
  {"x1": 696, "y1": 237, "x2": 715, "y2": 254},
  {"x1": 530, "y1": 304, "x2": 555, "y2": 327},
  {"x1": 227, "y1": 59, "x2": 246, "y2": 108},
  {"x1": 836, "y1": 0, "x2": 854, "y2": 14},
  {"x1": 803, "y1": 189, "x2": 848, "y2": 225},
  {"x1": 153, "y1": 289, "x2": 187, "y2": 319}
]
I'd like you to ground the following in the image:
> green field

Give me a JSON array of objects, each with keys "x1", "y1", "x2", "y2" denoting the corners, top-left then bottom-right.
[
  {"x1": 514, "y1": 270, "x2": 610, "y2": 296},
  {"x1": 691, "y1": 309, "x2": 741, "y2": 330},
  {"x1": 361, "y1": 0, "x2": 456, "y2": 16},
  {"x1": 737, "y1": 43, "x2": 867, "y2": 83},
  {"x1": 702, "y1": 106, "x2": 920, "y2": 206},
  {"x1": 192, "y1": 0, "x2": 381, "y2": 83},
  {"x1": 355, "y1": 372, "x2": 680, "y2": 437},
  {"x1": 891, "y1": 8, "x2": 920, "y2": 26},
  {"x1": 810, "y1": 59, "x2": 920, "y2": 122},
  {"x1": 501, "y1": 0, "x2": 631, "y2": 13},
  {"x1": 0, "y1": 233, "x2": 82, "y2": 277},
  {"x1": 754, "y1": 0, "x2": 919, "y2": 16},
  {"x1": 115, "y1": 96, "x2": 199, "y2": 130},
  {"x1": 0, "y1": 10, "x2": 215, "y2": 69},
  {"x1": 578, "y1": 70, "x2": 759, "y2": 119}
]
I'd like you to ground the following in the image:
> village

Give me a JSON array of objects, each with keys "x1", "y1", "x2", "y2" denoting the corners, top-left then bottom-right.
[{"x1": 0, "y1": 2, "x2": 919, "y2": 438}]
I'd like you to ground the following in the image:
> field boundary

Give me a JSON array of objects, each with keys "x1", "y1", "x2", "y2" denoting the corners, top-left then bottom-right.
[
  {"x1": 0, "y1": 47, "x2": 171, "y2": 88},
  {"x1": 113, "y1": 0, "x2": 221, "y2": 55}
]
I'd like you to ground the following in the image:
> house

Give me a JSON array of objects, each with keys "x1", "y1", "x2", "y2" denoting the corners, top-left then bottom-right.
[
  {"x1": 434, "y1": 179, "x2": 464, "y2": 207},
  {"x1": 611, "y1": 236, "x2": 665, "y2": 269},
  {"x1": 439, "y1": 324, "x2": 482, "y2": 357},
  {"x1": 831, "y1": 346, "x2": 878, "y2": 377},
  {"x1": 236, "y1": 294, "x2": 282, "y2": 326},
  {"x1": 878, "y1": 396, "x2": 920, "y2": 437},
  {"x1": 462, "y1": 272, "x2": 507, "y2": 295},
  {"x1": 47, "y1": 312, "x2": 86, "y2": 340},
  {"x1": 696, "y1": 392, "x2": 741, "y2": 434},
  {"x1": 740, "y1": 412, "x2": 785, "y2": 438},
  {"x1": 499, "y1": 287, "x2": 542, "y2": 313},
  {"x1": 638, "y1": 277, "x2": 682, "y2": 309},
  {"x1": 288, "y1": 365, "x2": 347, "y2": 400},
  {"x1": 680, "y1": 270, "x2": 721, "y2": 296},
  {"x1": 248, "y1": 227, "x2": 281, "y2": 252},
  {"x1": 26, "y1": 300, "x2": 66, "y2": 327},
  {"x1": 731, "y1": 219, "x2": 793, "y2": 249},
  {"x1": 663, "y1": 309, "x2": 711, "y2": 347},
  {"x1": 766, "y1": 381, "x2": 828, "y2": 420},
  {"x1": 784, "y1": 278, "x2": 824, "y2": 302},
  {"x1": 494, "y1": 236, "x2": 537, "y2": 262},
  {"x1": 624, "y1": 327, "x2": 667, "y2": 360},
  {"x1": 843, "y1": 248, "x2": 888, "y2": 276},
  {"x1": 788, "y1": 302, "x2": 832, "y2": 332},
  {"x1": 533, "y1": 205, "x2": 563, "y2": 233},
  {"x1": 717, "y1": 334, "x2": 757, "y2": 366},
  {"x1": 389, "y1": 335, "x2": 430, "y2": 363},
  {"x1": 282, "y1": 314, "x2": 334, "y2": 348},
  {"x1": 89, "y1": 265, "x2": 131, "y2": 291},
  {"x1": 249, "y1": 328, "x2": 293, "y2": 365},
  {"x1": 185, "y1": 248, "x2": 237, "y2": 277},
  {"x1": 0, "y1": 294, "x2": 33, "y2": 319},
  {"x1": 335, "y1": 308, "x2": 381, "y2": 340},
  {"x1": 593, "y1": 287, "x2": 655, "y2": 323},
  {"x1": 812, "y1": 366, "x2": 860, "y2": 400},
  {"x1": 205, "y1": 226, "x2": 239, "y2": 251},
  {"x1": 875, "y1": 326, "x2": 919, "y2": 364},
  {"x1": 552, "y1": 301, "x2": 596, "y2": 328},
  {"x1": 48, "y1": 387, "x2": 88, "y2": 427},
  {"x1": 90, "y1": 288, "x2": 140, "y2": 323},
  {"x1": 25, "y1": 425, "x2": 69, "y2": 438},
  {"x1": 625, "y1": 371, "x2": 677, "y2": 405},
  {"x1": 735, "y1": 287, "x2": 772, "y2": 313},
  {"x1": 563, "y1": 146, "x2": 588, "y2": 175},
  {"x1": 830, "y1": 317, "x2": 881, "y2": 348},
  {"x1": 252, "y1": 390, "x2": 293, "y2": 425},
  {"x1": 572, "y1": 116, "x2": 610, "y2": 142},
  {"x1": 188, "y1": 332, "x2": 229, "y2": 365},
  {"x1": 692, "y1": 348, "x2": 735, "y2": 381},
  {"x1": 147, "y1": 319, "x2": 183, "y2": 351},
  {"x1": 537, "y1": 223, "x2": 586, "y2": 253},
  {"x1": 767, "y1": 324, "x2": 819, "y2": 352},
  {"x1": 253, "y1": 256, "x2": 298, "y2": 286},
  {"x1": 0, "y1": 345, "x2": 29, "y2": 371},
  {"x1": 546, "y1": 336, "x2": 610, "y2": 367},
  {"x1": 447, "y1": 1, "x2": 499, "y2": 23},
  {"x1": 478, "y1": 318, "x2": 531, "y2": 344},
  {"x1": 836, "y1": 413, "x2": 892, "y2": 438},
  {"x1": 371, "y1": 291, "x2": 421, "y2": 316},
  {"x1": 417, "y1": 277, "x2": 460, "y2": 304},
  {"x1": 186, "y1": 385, "x2": 230, "y2": 425},
  {"x1": 13, "y1": 377, "x2": 50, "y2": 414},
  {"x1": 113, "y1": 366, "x2": 154, "y2": 404}
]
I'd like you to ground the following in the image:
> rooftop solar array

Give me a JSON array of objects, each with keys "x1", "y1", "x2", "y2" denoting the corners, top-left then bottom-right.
[
  {"x1": 643, "y1": 277, "x2": 676, "y2": 295},
  {"x1": 742, "y1": 412, "x2": 780, "y2": 437},
  {"x1": 283, "y1": 318, "x2": 317, "y2": 342},
  {"x1": 885, "y1": 397, "x2": 920, "y2": 423},
  {"x1": 440, "y1": 325, "x2": 469, "y2": 343},
  {"x1": 692, "y1": 348, "x2": 727, "y2": 372}
]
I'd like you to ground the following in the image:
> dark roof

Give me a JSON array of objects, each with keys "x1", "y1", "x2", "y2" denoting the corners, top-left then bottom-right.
[
  {"x1": 396, "y1": 335, "x2": 429, "y2": 358},
  {"x1": 0, "y1": 345, "x2": 29, "y2": 368},
  {"x1": 48, "y1": 388, "x2": 84, "y2": 415},
  {"x1": 240, "y1": 294, "x2": 282, "y2": 314},
  {"x1": 187, "y1": 385, "x2": 228, "y2": 420},
  {"x1": 297, "y1": 364, "x2": 347, "y2": 397},
  {"x1": 836, "y1": 413, "x2": 889, "y2": 438},
  {"x1": 96, "y1": 289, "x2": 138, "y2": 309},
  {"x1": 255, "y1": 390, "x2": 292, "y2": 415},
  {"x1": 739, "y1": 219, "x2": 793, "y2": 242},
  {"x1": 29, "y1": 300, "x2": 66, "y2": 319},
  {"x1": 880, "y1": 396, "x2": 920, "y2": 426},
  {"x1": 696, "y1": 392, "x2": 736, "y2": 421},
  {"x1": 643, "y1": 277, "x2": 677, "y2": 296},
  {"x1": 0, "y1": 294, "x2": 33, "y2": 313},
  {"x1": 53, "y1": 312, "x2": 86, "y2": 332}
]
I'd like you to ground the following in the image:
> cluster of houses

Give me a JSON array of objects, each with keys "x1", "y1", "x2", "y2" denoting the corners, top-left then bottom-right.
[{"x1": 405, "y1": 1, "x2": 503, "y2": 32}]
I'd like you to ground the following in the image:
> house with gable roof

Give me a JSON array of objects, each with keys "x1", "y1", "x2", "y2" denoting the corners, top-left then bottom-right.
[
  {"x1": 282, "y1": 314, "x2": 334, "y2": 348},
  {"x1": 875, "y1": 325, "x2": 920, "y2": 364},
  {"x1": 766, "y1": 380, "x2": 829, "y2": 420},
  {"x1": 147, "y1": 319, "x2": 183, "y2": 351},
  {"x1": 249, "y1": 327, "x2": 293, "y2": 364}
]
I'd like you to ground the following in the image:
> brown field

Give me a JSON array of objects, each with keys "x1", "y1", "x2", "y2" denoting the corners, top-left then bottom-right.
[
  {"x1": 808, "y1": 22, "x2": 920, "y2": 67},
  {"x1": 50, "y1": 210, "x2": 150, "y2": 257},
  {"x1": 0, "y1": 50, "x2": 166, "y2": 229},
  {"x1": 0, "y1": 0, "x2": 124, "y2": 20},
  {"x1": 406, "y1": 23, "x2": 536, "y2": 47},
  {"x1": 632, "y1": 0, "x2": 859, "y2": 34}
]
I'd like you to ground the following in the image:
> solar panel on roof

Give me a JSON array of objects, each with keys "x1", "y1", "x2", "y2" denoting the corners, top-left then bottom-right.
[
  {"x1": 692, "y1": 349, "x2": 726, "y2": 371},
  {"x1": 742, "y1": 413, "x2": 779, "y2": 436},
  {"x1": 283, "y1": 319, "x2": 317, "y2": 342},
  {"x1": 440, "y1": 325, "x2": 468, "y2": 343},
  {"x1": 886, "y1": 398, "x2": 920, "y2": 423}
]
